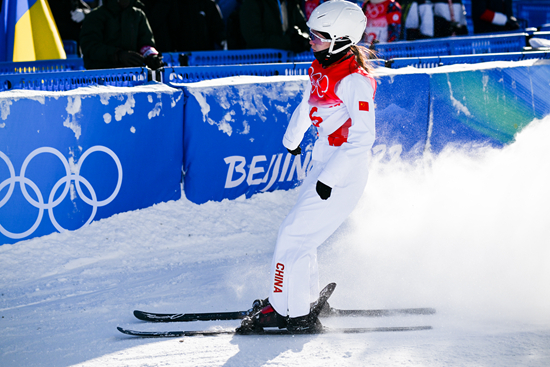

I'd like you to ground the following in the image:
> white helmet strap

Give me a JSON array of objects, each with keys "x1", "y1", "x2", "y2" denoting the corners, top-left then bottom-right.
[{"x1": 329, "y1": 37, "x2": 352, "y2": 54}]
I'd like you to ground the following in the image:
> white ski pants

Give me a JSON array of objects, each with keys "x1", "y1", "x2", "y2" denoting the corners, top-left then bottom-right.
[{"x1": 269, "y1": 159, "x2": 369, "y2": 318}]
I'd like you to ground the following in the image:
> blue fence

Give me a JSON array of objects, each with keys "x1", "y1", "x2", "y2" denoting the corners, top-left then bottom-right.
[
  {"x1": 0, "y1": 67, "x2": 150, "y2": 92},
  {"x1": 163, "y1": 63, "x2": 310, "y2": 83},
  {"x1": 386, "y1": 51, "x2": 550, "y2": 69},
  {"x1": 0, "y1": 58, "x2": 84, "y2": 74},
  {"x1": 164, "y1": 49, "x2": 299, "y2": 67},
  {"x1": 162, "y1": 59, "x2": 386, "y2": 83},
  {"x1": 374, "y1": 33, "x2": 527, "y2": 59}
]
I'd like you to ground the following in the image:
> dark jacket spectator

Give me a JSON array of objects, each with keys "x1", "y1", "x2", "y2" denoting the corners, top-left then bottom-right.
[
  {"x1": 49, "y1": 0, "x2": 91, "y2": 43},
  {"x1": 471, "y1": 0, "x2": 519, "y2": 34},
  {"x1": 142, "y1": 0, "x2": 225, "y2": 53},
  {"x1": 80, "y1": 0, "x2": 162, "y2": 70},
  {"x1": 239, "y1": 0, "x2": 310, "y2": 53}
]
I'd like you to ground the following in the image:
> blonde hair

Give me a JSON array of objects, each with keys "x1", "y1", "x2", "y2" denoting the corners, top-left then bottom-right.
[{"x1": 350, "y1": 45, "x2": 378, "y2": 75}]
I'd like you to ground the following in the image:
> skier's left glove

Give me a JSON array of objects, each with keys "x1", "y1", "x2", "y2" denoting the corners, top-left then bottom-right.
[{"x1": 316, "y1": 181, "x2": 332, "y2": 200}]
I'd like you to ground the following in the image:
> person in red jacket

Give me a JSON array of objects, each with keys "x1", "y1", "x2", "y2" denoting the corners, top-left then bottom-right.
[
  {"x1": 471, "y1": 0, "x2": 519, "y2": 34},
  {"x1": 237, "y1": 0, "x2": 378, "y2": 334},
  {"x1": 362, "y1": 0, "x2": 402, "y2": 44}
]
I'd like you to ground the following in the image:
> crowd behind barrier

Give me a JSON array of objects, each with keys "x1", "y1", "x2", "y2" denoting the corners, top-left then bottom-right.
[{"x1": 1, "y1": 31, "x2": 547, "y2": 82}]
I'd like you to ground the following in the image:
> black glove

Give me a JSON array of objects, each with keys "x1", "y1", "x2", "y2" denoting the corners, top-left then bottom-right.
[
  {"x1": 450, "y1": 22, "x2": 468, "y2": 36},
  {"x1": 289, "y1": 26, "x2": 311, "y2": 54},
  {"x1": 316, "y1": 181, "x2": 332, "y2": 200},
  {"x1": 117, "y1": 50, "x2": 144, "y2": 67},
  {"x1": 145, "y1": 54, "x2": 164, "y2": 70},
  {"x1": 505, "y1": 16, "x2": 520, "y2": 31},
  {"x1": 287, "y1": 146, "x2": 301, "y2": 156}
]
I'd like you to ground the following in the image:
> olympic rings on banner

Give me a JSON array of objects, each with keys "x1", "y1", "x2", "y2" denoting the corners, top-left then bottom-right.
[{"x1": 0, "y1": 146, "x2": 123, "y2": 239}]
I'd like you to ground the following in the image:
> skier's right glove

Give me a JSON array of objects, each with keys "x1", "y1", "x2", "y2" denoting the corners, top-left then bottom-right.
[
  {"x1": 287, "y1": 146, "x2": 301, "y2": 156},
  {"x1": 316, "y1": 181, "x2": 332, "y2": 200}
]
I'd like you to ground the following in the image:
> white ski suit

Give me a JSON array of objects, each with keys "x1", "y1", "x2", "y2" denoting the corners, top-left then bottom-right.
[{"x1": 270, "y1": 53, "x2": 377, "y2": 318}]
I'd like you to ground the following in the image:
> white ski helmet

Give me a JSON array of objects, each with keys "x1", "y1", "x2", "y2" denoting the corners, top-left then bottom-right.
[{"x1": 306, "y1": 0, "x2": 366, "y2": 54}]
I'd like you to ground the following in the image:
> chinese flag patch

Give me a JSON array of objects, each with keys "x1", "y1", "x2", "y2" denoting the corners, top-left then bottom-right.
[{"x1": 359, "y1": 101, "x2": 369, "y2": 111}]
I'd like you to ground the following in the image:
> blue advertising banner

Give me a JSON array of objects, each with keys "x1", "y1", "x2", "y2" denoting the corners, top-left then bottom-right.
[
  {"x1": 0, "y1": 83, "x2": 184, "y2": 244},
  {"x1": 428, "y1": 64, "x2": 550, "y2": 153},
  {"x1": 374, "y1": 74, "x2": 431, "y2": 161},
  {"x1": 177, "y1": 77, "x2": 317, "y2": 204},
  {"x1": 175, "y1": 73, "x2": 432, "y2": 204}
]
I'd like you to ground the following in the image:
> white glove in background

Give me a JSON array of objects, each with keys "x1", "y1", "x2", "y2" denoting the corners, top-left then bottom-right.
[{"x1": 70, "y1": 8, "x2": 88, "y2": 23}]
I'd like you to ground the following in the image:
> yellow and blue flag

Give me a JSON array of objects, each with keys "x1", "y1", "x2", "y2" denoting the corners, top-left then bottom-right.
[{"x1": 1, "y1": 0, "x2": 66, "y2": 62}]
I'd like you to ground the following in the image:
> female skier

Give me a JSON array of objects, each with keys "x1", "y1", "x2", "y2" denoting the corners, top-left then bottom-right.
[{"x1": 238, "y1": 0, "x2": 377, "y2": 334}]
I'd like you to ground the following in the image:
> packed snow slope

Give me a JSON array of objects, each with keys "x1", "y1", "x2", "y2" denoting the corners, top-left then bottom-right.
[{"x1": 1, "y1": 116, "x2": 550, "y2": 367}]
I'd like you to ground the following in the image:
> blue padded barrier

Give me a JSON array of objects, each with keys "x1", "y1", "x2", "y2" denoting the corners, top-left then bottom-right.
[
  {"x1": 163, "y1": 49, "x2": 316, "y2": 67},
  {"x1": 386, "y1": 51, "x2": 550, "y2": 69},
  {"x1": 375, "y1": 33, "x2": 527, "y2": 59},
  {"x1": 0, "y1": 67, "x2": 150, "y2": 92},
  {"x1": 0, "y1": 58, "x2": 85, "y2": 75},
  {"x1": 291, "y1": 51, "x2": 315, "y2": 63},
  {"x1": 165, "y1": 49, "x2": 291, "y2": 67},
  {"x1": 0, "y1": 83, "x2": 184, "y2": 244},
  {"x1": 163, "y1": 63, "x2": 311, "y2": 83},
  {"x1": 162, "y1": 59, "x2": 386, "y2": 83},
  {"x1": 541, "y1": 24, "x2": 550, "y2": 32}
]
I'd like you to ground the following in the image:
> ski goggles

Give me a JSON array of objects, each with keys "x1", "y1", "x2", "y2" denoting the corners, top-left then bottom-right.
[{"x1": 309, "y1": 30, "x2": 332, "y2": 45}]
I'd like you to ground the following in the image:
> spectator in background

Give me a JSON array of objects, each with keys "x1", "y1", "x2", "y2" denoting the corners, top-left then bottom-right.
[
  {"x1": 403, "y1": 0, "x2": 467, "y2": 40},
  {"x1": 402, "y1": 0, "x2": 434, "y2": 39},
  {"x1": 239, "y1": 0, "x2": 311, "y2": 53},
  {"x1": 432, "y1": 0, "x2": 468, "y2": 37},
  {"x1": 49, "y1": 0, "x2": 91, "y2": 44},
  {"x1": 362, "y1": 0, "x2": 401, "y2": 44},
  {"x1": 304, "y1": 0, "x2": 327, "y2": 20},
  {"x1": 472, "y1": 0, "x2": 519, "y2": 34},
  {"x1": 227, "y1": 0, "x2": 246, "y2": 49},
  {"x1": 80, "y1": 0, "x2": 163, "y2": 70},
  {"x1": 142, "y1": 0, "x2": 225, "y2": 53}
]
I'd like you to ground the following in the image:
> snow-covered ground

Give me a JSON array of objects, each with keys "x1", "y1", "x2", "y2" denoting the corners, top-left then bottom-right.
[{"x1": 1, "y1": 116, "x2": 550, "y2": 367}]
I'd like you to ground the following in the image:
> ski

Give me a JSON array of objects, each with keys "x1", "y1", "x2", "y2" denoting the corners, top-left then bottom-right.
[
  {"x1": 133, "y1": 307, "x2": 436, "y2": 323},
  {"x1": 117, "y1": 325, "x2": 433, "y2": 338}
]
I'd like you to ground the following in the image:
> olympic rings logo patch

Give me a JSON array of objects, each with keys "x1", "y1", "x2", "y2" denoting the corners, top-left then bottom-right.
[{"x1": 0, "y1": 146, "x2": 122, "y2": 240}]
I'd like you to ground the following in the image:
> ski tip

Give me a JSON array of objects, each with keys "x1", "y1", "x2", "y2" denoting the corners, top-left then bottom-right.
[
  {"x1": 133, "y1": 310, "x2": 149, "y2": 321},
  {"x1": 324, "y1": 282, "x2": 337, "y2": 292}
]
